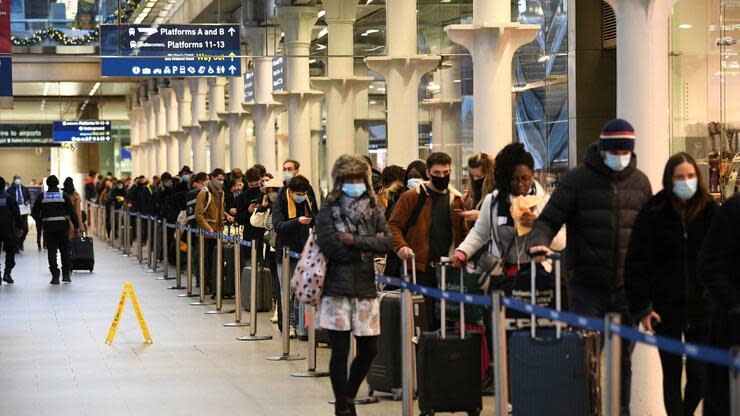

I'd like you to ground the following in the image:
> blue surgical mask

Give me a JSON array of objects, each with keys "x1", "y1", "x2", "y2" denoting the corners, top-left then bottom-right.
[
  {"x1": 292, "y1": 194, "x2": 307, "y2": 204},
  {"x1": 182, "y1": 174, "x2": 190, "y2": 183},
  {"x1": 342, "y1": 183, "x2": 366, "y2": 198},
  {"x1": 673, "y1": 177, "x2": 698, "y2": 201},
  {"x1": 603, "y1": 153, "x2": 631, "y2": 172},
  {"x1": 407, "y1": 178, "x2": 423, "y2": 189},
  {"x1": 283, "y1": 172, "x2": 294, "y2": 182}
]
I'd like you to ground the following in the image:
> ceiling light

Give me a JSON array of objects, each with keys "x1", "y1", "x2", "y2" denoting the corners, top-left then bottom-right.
[
  {"x1": 42, "y1": 82, "x2": 50, "y2": 96},
  {"x1": 318, "y1": 10, "x2": 325, "y2": 18},
  {"x1": 142, "y1": 7, "x2": 152, "y2": 13},
  {"x1": 360, "y1": 29, "x2": 380, "y2": 37},
  {"x1": 318, "y1": 27, "x2": 328, "y2": 38},
  {"x1": 453, "y1": 79, "x2": 461, "y2": 83},
  {"x1": 158, "y1": 10, "x2": 167, "y2": 17},
  {"x1": 537, "y1": 55, "x2": 550, "y2": 62},
  {"x1": 146, "y1": 0, "x2": 157, "y2": 6},
  {"x1": 679, "y1": 23, "x2": 692, "y2": 29},
  {"x1": 88, "y1": 82, "x2": 101, "y2": 96},
  {"x1": 315, "y1": 44, "x2": 326, "y2": 50},
  {"x1": 369, "y1": 100, "x2": 377, "y2": 105},
  {"x1": 309, "y1": 59, "x2": 317, "y2": 64}
]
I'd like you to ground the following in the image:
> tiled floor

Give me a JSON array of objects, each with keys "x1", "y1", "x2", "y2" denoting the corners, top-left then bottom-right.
[{"x1": 0, "y1": 234, "x2": 495, "y2": 416}]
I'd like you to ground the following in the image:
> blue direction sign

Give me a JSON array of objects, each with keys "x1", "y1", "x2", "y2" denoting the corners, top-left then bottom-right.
[
  {"x1": 0, "y1": 56, "x2": 10, "y2": 97},
  {"x1": 53, "y1": 120, "x2": 112, "y2": 143},
  {"x1": 100, "y1": 24, "x2": 241, "y2": 77}
]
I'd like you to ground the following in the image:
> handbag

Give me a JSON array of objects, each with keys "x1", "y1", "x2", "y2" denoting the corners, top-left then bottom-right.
[
  {"x1": 291, "y1": 231, "x2": 327, "y2": 306},
  {"x1": 250, "y1": 209, "x2": 268, "y2": 228},
  {"x1": 474, "y1": 194, "x2": 514, "y2": 292}
]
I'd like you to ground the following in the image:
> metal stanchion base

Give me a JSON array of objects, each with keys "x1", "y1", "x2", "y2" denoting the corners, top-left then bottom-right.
[
  {"x1": 189, "y1": 301, "x2": 216, "y2": 306},
  {"x1": 145, "y1": 268, "x2": 156, "y2": 273},
  {"x1": 157, "y1": 276, "x2": 176, "y2": 281},
  {"x1": 224, "y1": 322, "x2": 250, "y2": 327},
  {"x1": 178, "y1": 293, "x2": 199, "y2": 297},
  {"x1": 237, "y1": 335, "x2": 273, "y2": 341},
  {"x1": 328, "y1": 397, "x2": 379, "y2": 405},
  {"x1": 205, "y1": 309, "x2": 236, "y2": 315},
  {"x1": 291, "y1": 370, "x2": 328, "y2": 377},
  {"x1": 167, "y1": 285, "x2": 186, "y2": 290},
  {"x1": 267, "y1": 354, "x2": 305, "y2": 362}
]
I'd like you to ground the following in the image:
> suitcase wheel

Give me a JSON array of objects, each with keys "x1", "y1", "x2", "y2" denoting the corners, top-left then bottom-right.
[{"x1": 467, "y1": 410, "x2": 481, "y2": 416}]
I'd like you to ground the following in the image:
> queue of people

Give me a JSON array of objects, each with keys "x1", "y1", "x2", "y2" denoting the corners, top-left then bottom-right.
[{"x1": 0, "y1": 117, "x2": 738, "y2": 415}]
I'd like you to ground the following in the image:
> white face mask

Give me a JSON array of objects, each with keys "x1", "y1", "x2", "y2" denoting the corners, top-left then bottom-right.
[
  {"x1": 14, "y1": 179, "x2": 21, "y2": 186},
  {"x1": 603, "y1": 153, "x2": 631, "y2": 172},
  {"x1": 673, "y1": 177, "x2": 698, "y2": 201},
  {"x1": 283, "y1": 171, "x2": 294, "y2": 182}
]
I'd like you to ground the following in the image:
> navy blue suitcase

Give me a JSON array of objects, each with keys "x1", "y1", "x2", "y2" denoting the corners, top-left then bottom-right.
[{"x1": 70, "y1": 236, "x2": 94, "y2": 272}]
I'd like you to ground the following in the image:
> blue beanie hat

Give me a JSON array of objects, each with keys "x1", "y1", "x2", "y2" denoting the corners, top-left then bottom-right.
[{"x1": 599, "y1": 118, "x2": 635, "y2": 151}]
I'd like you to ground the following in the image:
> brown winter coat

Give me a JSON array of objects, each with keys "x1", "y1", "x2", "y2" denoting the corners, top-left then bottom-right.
[
  {"x1": 387, "y1": 183, "x2": 468, "y2": 272},
  {"x1": 195, "y1": 186, "x2": 225, "y2": 235}
]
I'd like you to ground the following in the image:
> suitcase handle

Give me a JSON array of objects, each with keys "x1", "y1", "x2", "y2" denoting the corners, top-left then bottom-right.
[{"x1": 530, "y1": 254, "x2": 561, "y2": 339}]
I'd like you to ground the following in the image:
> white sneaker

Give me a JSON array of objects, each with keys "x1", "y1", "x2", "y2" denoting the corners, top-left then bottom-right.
[
  {"x1": 270, "y1": 304, "x2": 278, "y2": 323},
  {"x1": 289, "y1": 326, "x2": 297, "y2": 338}
]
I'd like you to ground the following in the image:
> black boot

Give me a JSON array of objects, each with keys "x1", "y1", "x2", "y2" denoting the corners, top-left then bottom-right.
[
  {"x1": 2, "y1": 273, "x2": 14, "y2": 284},
  {"x1": 62, "y1": 272, "x2": 71, "y2": 283},
  {"x1": 50, "y1": 269, "x2": 60, "y2": 285}
]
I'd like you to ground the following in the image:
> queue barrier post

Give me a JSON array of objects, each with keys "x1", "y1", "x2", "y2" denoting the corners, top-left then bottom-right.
[
  {"x1": 125, "y1": 211, "x2": 133, "y2": 256},
  {"x1": 291, "y1": 303, "x2": 327, "y2": 375},
  {"x1": 400, "y1": 256, "x2": 415, "y2": 416},
  {"x1": 136, "y1": 213, "x2": 143, "y2": 263},
  {"x1": 269, "y1": 247, "x2": 304, "y2": 361},
  {"x1": 731, "y1": 347, "x2": 740, "y2": 416},
  {"x1": 146, "y1": 218, "x2": 157, "y2": 272},
  {"x1": 206, "y1": 234, "x2": 235, "y2": 315},
  {"x1": 237, "y1": 239, "x2": 272, "y2": 342},
  {"x1": 491, "y1": 290, "x2": 509, "y2": 416},
  {"x1": 604, "y1": 313, "x2": 622, "y2": 416},
  {"x1": 190, "y1": 230, "x2": 214, "y2": 306},
  {"x1": 158, "y1": 223, "x2": 175, "y2": 281},
  {"x1": 169, "y1": 226, "x2": 185, "y2": 290},
  {"x1": 178, "y1": 228, "x2": 198, "y2": 297},
  {"x1": 117, "y1": 210, "x2": 124, "y2": 250},
  {"x1": 109, "y1": 206, "x2": 116, "y2": 247},
  {"x1": 224, "y1": 237, "x2": 249, "y2": 327}
]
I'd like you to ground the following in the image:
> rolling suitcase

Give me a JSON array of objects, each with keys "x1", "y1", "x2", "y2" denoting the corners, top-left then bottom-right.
[
  {"x1": 416, "y1": 260, "x2": 482, "y2": 416},
  {"x1": 70, "y1": 235, "x2": 95, "y2": 272},
  {"x1": 508, "y1": 258, "x2": 602, "y2": 416},
  {"x1": 241, "y1": 264, "x2": 272, "y2": 312},
  {"x1": 367, "y1": 259, "x2": 427, "y2": 400},
  {"x1": 210, "y1": 243, "x2": 236, "y2": 297}
]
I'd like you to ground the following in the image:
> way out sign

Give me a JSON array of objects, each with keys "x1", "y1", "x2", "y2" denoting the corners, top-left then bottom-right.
[{"x1": 105, "y1": 281, "x2": 153, "y2": 345}]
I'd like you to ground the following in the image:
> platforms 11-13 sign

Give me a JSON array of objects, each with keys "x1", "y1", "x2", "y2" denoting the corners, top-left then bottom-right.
[
  {"x1": 100, "y1": 24, "x2": 241, "y2": 77},
  {"x1": 53, "y1": 120, "x2": 112, "y2": 143}
]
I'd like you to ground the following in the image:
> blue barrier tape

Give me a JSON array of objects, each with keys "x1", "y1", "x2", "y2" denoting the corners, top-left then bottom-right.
[
  {"x1": 183, "y1": 226, "x2": 200, "y2": 234},
  {"x1": 287, "y1": 250, "x2": 301, "y2": 260},
  {"x1": 113, "y1": 209, "x2": 122, "y2": 214},
  {"x1": 128, "y1": 211, "x2": 138, "y2": 217},
  {"x1": 374, "y1": 274, "x2": 740, "y2": 370},
  {"x1": 165, "y1": 223, "x2": 177, "y2": 229},
  {"x1": 234, "y1": 238, "x2": 252, "y2": 247}
]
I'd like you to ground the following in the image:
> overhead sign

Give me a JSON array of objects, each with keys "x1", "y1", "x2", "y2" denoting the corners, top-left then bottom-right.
[
  {"x1": 244, "y1": 70, "x2": 254, "y2": 102},
  {"x1": 0, "y1": 124, "x2": 57, "y2": 147},
  {"x1": 0, "y1": 0, "x2": 12, "y2": 109},
  {"x1": 100, "y1": 24, "x2": 241, "y2": 77},
  {"x1": 272, "y1": 57, "x2": 285, "y2": 92},
  {"x1": 53, "y1": 120, "x2": 112, "y2": 143}
]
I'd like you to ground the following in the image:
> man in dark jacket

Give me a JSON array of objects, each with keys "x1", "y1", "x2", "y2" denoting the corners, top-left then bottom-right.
[
  {"x1": 128, "y1": 176, "x2": 153, "y2": 244},
  {"x1": 529, "y1": 119, "x2": 652, "y2": 415},
  {"x1": 32, "y1": 175, "x2": 80, "y2": 284},
  {"x1": 698, "y1": 192, "x2": 740, "y2": 416},
  {"x1": 235, "y1": 166, "x2": 266, "y2": 262},
  {"x1": 0, "y1": 177, "x2": 20, "y2": 284},
  {"x1": 8, "y1": 175, "x2": 31, "y2": 252},
  {"x1": 153, "y1": 173, "x2": 180, "y2": 263}
]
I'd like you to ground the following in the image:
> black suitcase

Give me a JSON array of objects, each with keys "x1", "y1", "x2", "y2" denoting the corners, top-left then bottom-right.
[
  {"x1": 70, "y1": 236, "x2": 95, "y2": 272},
  {"x1": 508, "y1": 258, "x2": 602, "y2": 416},
  {"x1": 241, "y1": 264, "x2": 272, "y2": 312},
  {"x1": 211, "y1": 243, "x2": 236, "y2": 297},
  {"x1": 416, "y1": 262, "x2": 482, "y2": 416}
]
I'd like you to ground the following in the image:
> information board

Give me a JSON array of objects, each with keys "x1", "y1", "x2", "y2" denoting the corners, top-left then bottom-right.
[
  {"x1": 53, "y1": 120, "x2": 112, "y2": 143},
  {"x1": 0, "y1": 124, "x2": 56, "y2": 147},
  {"x1": 100, "y1": 24, "x2": 241, "y2": 77},
  {"x1": 0, "y1": 0, "x2": 12, "y2": 109}
]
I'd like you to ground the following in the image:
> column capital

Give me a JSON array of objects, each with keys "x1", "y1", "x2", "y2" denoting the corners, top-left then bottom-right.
[
  {"x1": 322, "y1": 0, "x2": 358, "y2": 24},
  {"x1": 243, "y1": 26, "x2": 279, "y2": 56},
  {"x1": 276, "y1": 6, "x2": 319, "y2": 52}
]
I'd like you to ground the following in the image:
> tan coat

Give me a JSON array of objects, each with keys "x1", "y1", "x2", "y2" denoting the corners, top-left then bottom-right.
[
  {"x1": 195, "y1": 188, "x2": 224, "y2": 234},
  {"x1": 68, "y1": 191, "x2": 84, "y2": 237}
]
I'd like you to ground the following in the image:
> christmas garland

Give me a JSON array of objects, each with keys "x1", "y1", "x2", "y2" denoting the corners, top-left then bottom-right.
[{"x1": 11, "y1": 27, "x2": 100, "y2": 46}]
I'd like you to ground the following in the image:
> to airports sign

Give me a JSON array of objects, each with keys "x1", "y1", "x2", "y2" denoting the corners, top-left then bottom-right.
[
  {"x1": 100, "y1": 24, "x2": 241, "y2": 77},
  {"x1": 53, "y1": 120, "x2": 112, "y2": 143}
]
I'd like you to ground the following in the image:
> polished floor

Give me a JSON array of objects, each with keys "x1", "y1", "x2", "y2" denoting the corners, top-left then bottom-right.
[{"x1": 0, "y1": 233, "x2": 495, "y2": 416}]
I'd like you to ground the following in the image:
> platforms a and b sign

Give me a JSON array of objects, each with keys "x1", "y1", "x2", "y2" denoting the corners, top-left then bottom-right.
[{"x1": 105, "y1": 282, "x2": 153, "y2": 345}]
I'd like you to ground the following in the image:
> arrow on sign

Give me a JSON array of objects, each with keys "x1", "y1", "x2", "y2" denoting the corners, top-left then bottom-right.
[
  {"x1": 228, "y1": 27, "x2": 236, "y2": 36},
  {"x1": 228, "y1": 65, "x2": 237, "y2": 74},
  {"x1": 228, "y1": 52, "x2": 236, "y2": 62}
]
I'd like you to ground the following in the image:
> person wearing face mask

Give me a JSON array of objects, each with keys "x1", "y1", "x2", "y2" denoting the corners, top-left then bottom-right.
[
  {"x1": 257, "y1": 176, "x2": 284, "y2": 325},
  {"x1": 281, "y1": 159, "x2": 318, "y2": 209},
  {"x1": 624, "y1": 153, "x2": 715, "y2": 416},
  {"x1": 8, "y1": 175, "x2": 31, "y2": 253},
  {"x1": 528, "y1": 118, "x2": 651, "y2": 415},
  {"x1": 388, "y1": 152, "x2": 468, "y2": 330},
  {"x1": 153, "y1": 173, "x2": 180, "y2": 264},
  {"x1": 458, "y1": 152, "x2": 495, "y2": 223},
  {"x1": 128, "y1": 176, "x2": 153, "y2": 245},
  {"x1": 104, "y1": 179, "x2": 126, "y2": 239},
  {"x1": 315, "y1": 154, "x2": 393, "y2": 416},
  {"x1": 272, "y1": 174, "x2": 315, "y2": 336},
  {"x1": 376, "y1": 165, "x2": 405, "y2": 212},
  {"x1": 195, "y1": 169, "x2": 227, "y2": 294},
  {"x1": 384, "y1": 160, "x2": 428, "y2": 221},
  {"x1": 235, "y1": 167, "x2": 268, "y2": 262}
]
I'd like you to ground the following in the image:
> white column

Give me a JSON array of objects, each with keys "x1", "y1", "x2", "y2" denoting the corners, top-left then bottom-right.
[
  {"x1": 139, "y1": 97, "x2": 153, "y2": 177},
  {"x1": 172, "y1": 79, "x2": 193, "y2": 168},
  {"x1": 148, "y1": 142, "x2": 157, "y2": 177},
  {"x1": 152, "y1": 88, "x2": 168, "y2": 174},
  {"x1": 274, "y1": 6, "x2": 323, "y2": 182},
  {"x1": 161, "y1": 85, "x2": 179, "y2": 172},
  {"x1": 128, "y1": 106, "x2": 141, "y2": 175},
  {"x1": 219, "y1": 68, "x2": 250, "y2": 170},
  {"x1": 244, "y1": 27, "x2": 282, "y2": 174},
  {"x1": 422, "y1": 60, "x2": 462, "y2": 154},
  {"x1": 604, "y1": 0, "x2": 676, "y2": 190},
  {"x1": 445, "y1": 0, "x2": 538, "y2": 156},
  {"x1": 365, "y1": 0, "x2": 439, "y2": 166},
  {"x1": 200, "y1": 77, "x2": 227, "y2": 171},
  {"x1": 311, "y1": 0, "x2": 373, "y2": 184},
  {"x1": 189, "y1": 78, "x2": 208, "y2": 172}
]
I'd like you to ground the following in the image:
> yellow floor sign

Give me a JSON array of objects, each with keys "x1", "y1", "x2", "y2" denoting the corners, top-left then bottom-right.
[{"x1": 105, "y1": 281, "x2": 153, "y2": 345}]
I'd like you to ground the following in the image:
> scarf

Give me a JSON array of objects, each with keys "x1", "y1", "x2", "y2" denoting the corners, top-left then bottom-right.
[
  {"x1": 286, "y1": 189, "x2": 313, "y2": 219},
  {"x1": 331, "y1": 194, "x2": 372, "y2": 234}
]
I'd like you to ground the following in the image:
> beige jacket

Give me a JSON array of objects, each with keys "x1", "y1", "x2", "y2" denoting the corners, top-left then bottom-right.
[
  {"x1": 68, "y1": 192, "x2": 84, "y2": 237},
  {"x1": 195, "y1": 187, "x2": 224, "y2": 235}
]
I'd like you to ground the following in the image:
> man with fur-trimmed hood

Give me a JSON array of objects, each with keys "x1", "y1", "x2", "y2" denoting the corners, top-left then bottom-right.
[{"x1": 314, "y1": 154, "x2": 393, "y2": 416}]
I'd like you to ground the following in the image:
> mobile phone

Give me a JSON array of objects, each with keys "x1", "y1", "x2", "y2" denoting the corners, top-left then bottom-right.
[{"x1": 250, "y1": 198, "x2": 259, "y2": 205}]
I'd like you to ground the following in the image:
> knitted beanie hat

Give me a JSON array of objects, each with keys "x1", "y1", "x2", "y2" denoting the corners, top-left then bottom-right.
[{"x1": 599, "y1": 118, "x2": 635, "y2": 151}]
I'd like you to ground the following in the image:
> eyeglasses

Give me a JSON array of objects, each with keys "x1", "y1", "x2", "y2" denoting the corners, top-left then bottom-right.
[{"x1": 511, "y1": 175, "x2": 533, "y2": 184}]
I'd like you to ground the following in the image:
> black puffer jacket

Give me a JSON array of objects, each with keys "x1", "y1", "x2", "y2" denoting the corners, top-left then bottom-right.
[
  {"x1": 315, "y1": 197, "x2": 393, "y2": 299},
  {"x1": 625, "y1": 191, "x2": 717, "y2": 325},
  {"x1": 530, "y1": 143, "x2": 652, "y2": 290}
]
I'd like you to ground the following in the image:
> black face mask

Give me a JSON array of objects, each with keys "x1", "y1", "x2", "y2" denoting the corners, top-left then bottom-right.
[
  {"x1": 472, "y1": 177, "x2": 484, "y2": 196},
  {"x1": 430, "y1": 174, "x2": 450, "y2": 191}
]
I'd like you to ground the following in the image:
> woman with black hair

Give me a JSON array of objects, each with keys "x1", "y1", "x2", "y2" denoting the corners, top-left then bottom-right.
[
  {"x1": 383, "y1": 160, "x2": 428, "y2": 220},
  {"x1": 626, "y1": 152, "x2": 716, "y2": 416},
  {"x1": 63, "y1": 177, "x2": 85, "y2": 238}
]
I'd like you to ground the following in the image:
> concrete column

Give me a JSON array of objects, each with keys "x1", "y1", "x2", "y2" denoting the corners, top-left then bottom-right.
[
  {"x1": 128, "y1": 107, "x2": 141, "y2": 175},
  {"x1": 603, "y1": 0, "x2": 676, "y2": 190},
  {"x1": 445, "y1": 0, "x2": 538, "y2": 156},
  {"x1": 189, "y1": 78, "x2": 208, "y2": 172},
  {"x1": 219, "y1": 67, "x2": 250, "y2": 170},
  {"x1": 243, "y1": 27, "x2": 282, "y2": 174},
  {"x1": 172, "y1": 79, "x2": 193, "y2": 168},
  {"x1": 148, "y1": 142, "x2": 157, "y2": 177},
  {"x1": 161, "y1": 85, "x2": 179, "y2": 172},
  {"x1": 422, "y1": 60, "x2": 462, "y2": 154},
  {"x1": 139, "y1": 96, "x2": 153, "y2": 177},
  {"x1": 200, "y1": 77, "x2": 227, "y2": 171},
  {"x1": 311, "y1": 0, "x2": 373, "y2": 184},
  {"x1": 365, "y1": 0, "x2": 439, "y2": 166},
  {"x1": 274, "y1": 5, "x2": 323, "y2": 182}
]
